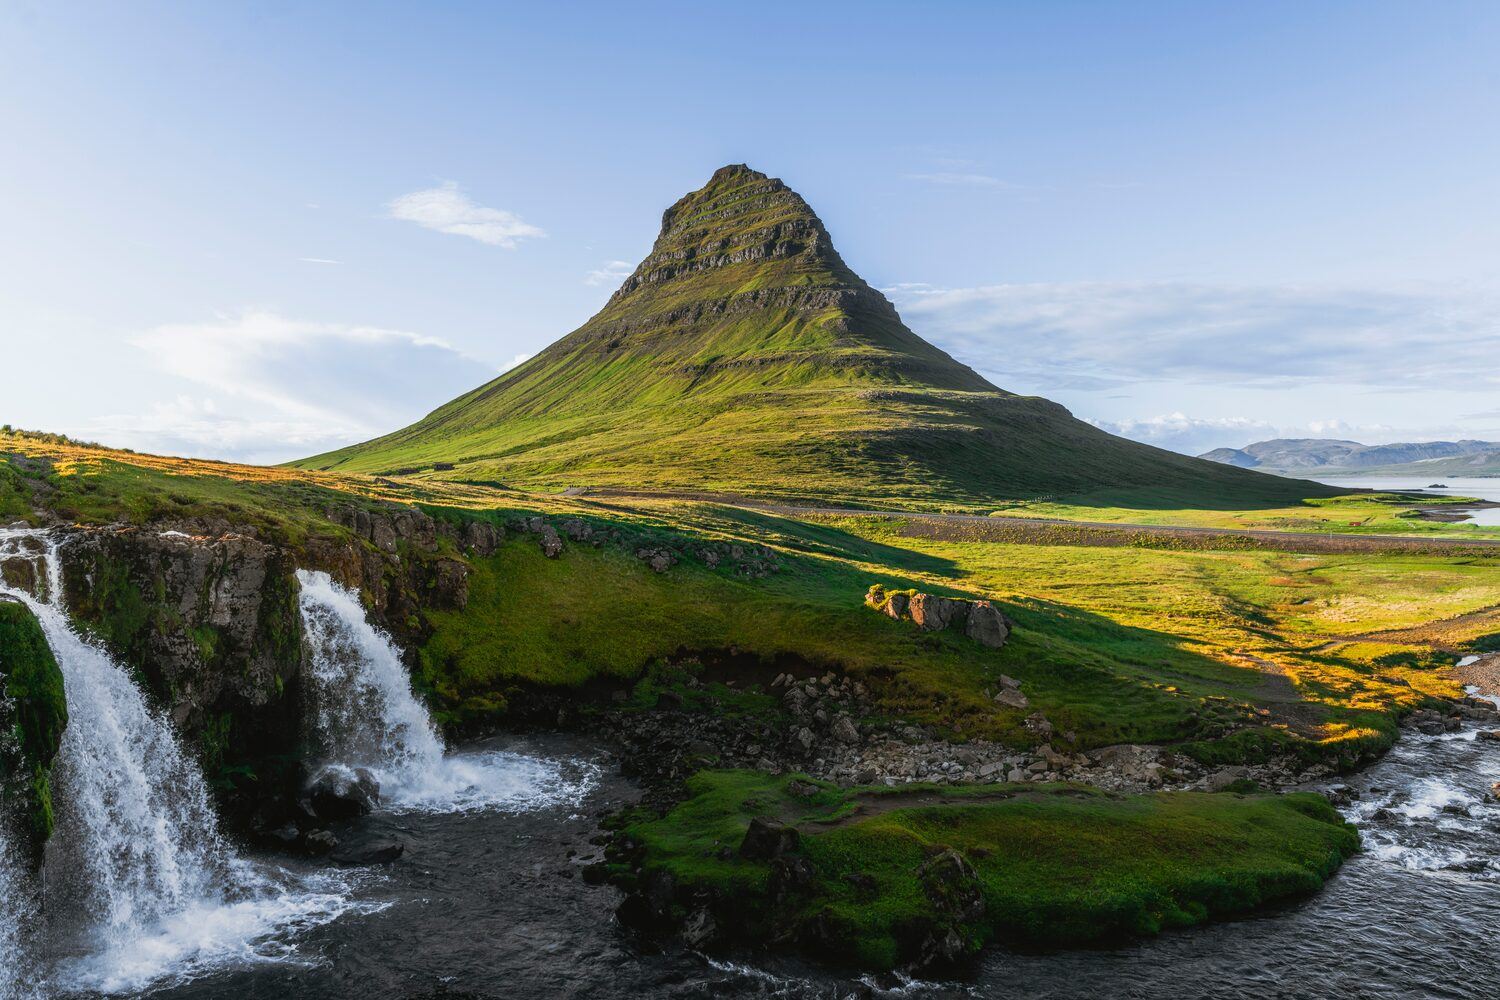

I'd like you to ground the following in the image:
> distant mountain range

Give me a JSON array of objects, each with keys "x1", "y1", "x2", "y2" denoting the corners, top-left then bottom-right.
[
  {"x1": 295, "y1": 164, "x2": 1331, "y2": 509},
  {"x1": 1200, "y1": 438, "x2": 1500, "y2": 478}
]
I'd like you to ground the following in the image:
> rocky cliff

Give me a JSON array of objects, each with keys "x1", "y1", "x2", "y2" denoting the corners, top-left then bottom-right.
[{"x1": 0, "y1": 600, "x2": 67, "y2": 863}]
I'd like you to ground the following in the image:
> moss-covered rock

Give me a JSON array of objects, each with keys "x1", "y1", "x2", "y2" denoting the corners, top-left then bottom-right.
[{"x1": 0, "y1": 599, "x2": 67, "y2": 862}]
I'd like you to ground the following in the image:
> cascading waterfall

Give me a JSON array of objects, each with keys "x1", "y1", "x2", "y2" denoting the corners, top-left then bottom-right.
[
  {"x1": 0, "y1": 802, "x2": 41, "y2": 1000},
  {"x1": 0, "y1": 529, "x2": 367, "y2": 996},
  {"x1": 296, "y1": 569, "x2": 591, "y2": 813}
]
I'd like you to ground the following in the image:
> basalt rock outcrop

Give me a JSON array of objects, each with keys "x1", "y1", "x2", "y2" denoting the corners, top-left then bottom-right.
[
  {"x1": 0, "y1": 599, "x2": 67, "y2": 864},
  {"x1": 865, "y1": 584, "x2": 1013, "y2": 648}
]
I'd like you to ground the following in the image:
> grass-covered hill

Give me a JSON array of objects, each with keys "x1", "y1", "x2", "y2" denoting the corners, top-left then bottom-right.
[{"x1": 294, "y1": 165, "x2": 1334, "y2": 511}]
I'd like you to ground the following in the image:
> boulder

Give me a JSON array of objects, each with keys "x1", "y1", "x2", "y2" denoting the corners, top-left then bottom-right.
[
  {"x1": 303, "y1": 829, "x2": 339, "y2": 855},
  {"x1": 538, "y1": 525, "x2": 564, "y2": 558},
  {"x1": 964, "y1": 602, "x2": 1011, "y2": 648},
  {"x1": 908, "y1": 593, "x2": 960, "y2": 631},
  {"x1": 992, "y1": 687, "x2": 1028, "y2": 710},
  {"x1": 305, "y1": 765, "x2": 381, "y2": 821},
  {"x1": 740, "y1": 816, "x2": 800, "y2": 860},
  {"x1": 866, "y1": 585, "x2": 1012, "y2": 649},
  {"x1": 830, "y1": 714, "x2": 860, "y2": 744}
]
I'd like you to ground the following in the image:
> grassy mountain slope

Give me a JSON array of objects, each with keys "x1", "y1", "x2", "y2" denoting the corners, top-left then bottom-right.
[{"x1": 295, "y1": 165, "x2": 1334, "y2": 510}]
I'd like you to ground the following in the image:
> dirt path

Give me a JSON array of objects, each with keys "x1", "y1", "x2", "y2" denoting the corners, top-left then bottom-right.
[
  {"x1": 578, "y1": 489, "x2": 1500, "y2": 555},
  {"x1": 1313, "y1": 603, "x2": 1500, "y2": 653}
]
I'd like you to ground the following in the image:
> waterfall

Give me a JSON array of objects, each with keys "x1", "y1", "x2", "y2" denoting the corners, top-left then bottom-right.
[
  {"x1": 0, "y1": 529, "x2": 366, "y2": 996},
  {"x1": 0, "y1": 804, "x2": 40, "y2": 1000},
  {"x1": 296, "y1": 569, "x2": 590, "y2": 813}
]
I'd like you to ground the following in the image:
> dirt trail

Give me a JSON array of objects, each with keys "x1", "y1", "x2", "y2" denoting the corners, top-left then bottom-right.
[
  {"x1": 576, "y1": 489, "x2": 1500, "y2": 555},
  {"x1": 1313, "y1": 603, "x2": 1500, "y2": 653}
]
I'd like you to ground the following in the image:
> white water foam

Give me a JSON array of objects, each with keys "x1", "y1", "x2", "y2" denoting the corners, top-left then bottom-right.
[
  {"x1": 295, "y1": 569, "x2": 594, "y2": 813},
  {"x1": 0, "y1": 529, "x2": 371, "y2": 996}
]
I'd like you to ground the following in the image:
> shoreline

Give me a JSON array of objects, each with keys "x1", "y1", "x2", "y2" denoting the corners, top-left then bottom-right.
[{"x1": 1456, "y1": 652, "x2": 1500, "y2": 702}]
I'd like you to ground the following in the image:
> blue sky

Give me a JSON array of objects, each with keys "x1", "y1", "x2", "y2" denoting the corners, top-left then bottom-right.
[{"x1": 3, "y1": 1, "x2": 1498, "y2": 463}]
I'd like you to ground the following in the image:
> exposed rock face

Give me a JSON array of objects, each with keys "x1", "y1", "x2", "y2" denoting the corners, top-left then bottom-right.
[
  {"x1": 59, "y1": 525, "x2": 303, "y2": 742},
  {"x1": 866, "y1": 585, "x2": 1013, "y2": 648},
  {"x1": 0, "y1": 599, "x2": 67, "y2": 864}
]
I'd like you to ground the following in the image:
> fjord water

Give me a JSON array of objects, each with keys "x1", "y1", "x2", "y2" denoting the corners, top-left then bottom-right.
[
  {"x1": 296, "y1": 569, "x2": 592, "y2": 812},
  {"x1": 1317, "y1": 476, "x2": 1500, "y2": 526}
]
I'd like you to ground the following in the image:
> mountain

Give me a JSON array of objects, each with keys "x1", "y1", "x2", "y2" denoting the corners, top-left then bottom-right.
[
  {"x1": 295, "y1": 165, "x2": 1333, "y2": 508},
  {"x1": 1200, "y1": 438, "x2": 1500, "y2": 477}
]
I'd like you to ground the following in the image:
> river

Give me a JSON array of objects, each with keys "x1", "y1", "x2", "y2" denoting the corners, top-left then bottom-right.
[{"x1": 134, "y1": 722, "x2": 1499, "y2": 1000}]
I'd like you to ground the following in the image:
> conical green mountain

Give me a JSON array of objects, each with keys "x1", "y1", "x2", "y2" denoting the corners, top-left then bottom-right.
[{"x1": 296, "y1": 165, "x2": 1329, "y2": 508}]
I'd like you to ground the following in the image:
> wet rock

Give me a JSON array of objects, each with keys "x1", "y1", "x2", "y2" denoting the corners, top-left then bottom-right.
[
  {"x1": 1478, "y1": 730, "x2": 1500, "y2": 742},
  {"x1": 679, "y1": 906, "x2": 718, "y2": 948},
  {"x1": 767, "y1": 855, "x2": 816, "y2": 905},
  {"x1": 306, "y1": 766, "x2": 381, "y2": 820},
  {"x1": 333, "y1": 841, "x2": 405, "y2": 865},
  {"x1": 303, "y1": 829, "x2": 339, "y2": 855},
  {"x1": 740, "y1": 817, "x2": 800, "y2": 860}
]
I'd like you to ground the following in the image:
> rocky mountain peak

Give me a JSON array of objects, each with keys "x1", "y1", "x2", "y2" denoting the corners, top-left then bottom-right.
[{"x1": 609, "y1": 164, "x2": 857, "y2": 304}]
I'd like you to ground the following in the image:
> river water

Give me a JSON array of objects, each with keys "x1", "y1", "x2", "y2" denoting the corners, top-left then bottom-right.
[
  {"x1": 139, "y1": 724, "x2": 1500, "y2": 1000},
  {"x1": 1316, "y1": 476, "x2": 1500, "y2": 527}
]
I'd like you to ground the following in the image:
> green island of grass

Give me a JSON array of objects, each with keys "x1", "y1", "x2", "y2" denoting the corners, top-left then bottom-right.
[{"x1": 617, "y1": 771, "x2": 1358, "y2": 969}]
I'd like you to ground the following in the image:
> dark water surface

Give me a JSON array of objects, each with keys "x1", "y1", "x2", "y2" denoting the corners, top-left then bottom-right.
[{"x1": 140, "y1": 730, "x2": 1498, "y2": 1000}]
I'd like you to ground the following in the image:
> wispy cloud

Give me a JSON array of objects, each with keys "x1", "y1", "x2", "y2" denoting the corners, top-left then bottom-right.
[
  {"x1": 584, "y1": 259, "x2": 633, "y2": 287},
  {"x1": 297, "y1": 257, "x2": 342, "y2": 265},
  {"x1": 387, "y1": 181, "x2": 544, "y2": 248},
  {"x1": 119, "y1": 310, "x2": 495, "y2": 462},
  {"x1": 904, "y1": 172, "x2": 1021, "y2": 188},
  {"x1": 888, "y1": 280, "x2": 1500, "y2": 393}
]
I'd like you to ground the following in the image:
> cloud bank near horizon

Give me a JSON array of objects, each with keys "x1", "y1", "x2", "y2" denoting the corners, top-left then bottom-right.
[{"x1": 96, "y1": 311, "x2": 500, "y2": 463}]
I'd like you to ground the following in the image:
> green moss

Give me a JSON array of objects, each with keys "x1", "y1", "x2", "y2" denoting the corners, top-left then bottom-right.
[
  {"x1": 625, "y1": 771, "x2": 1359, "y2": 969},
  {"x1": 0, "y1": 601, "x2": 68, "y2": 860}
]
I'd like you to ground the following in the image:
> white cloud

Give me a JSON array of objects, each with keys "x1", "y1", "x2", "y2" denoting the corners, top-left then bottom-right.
[
  {"x1": 889, "y1": 280, "x2": 1500, "y2": 393},
  {"x1": 584, "y1": 259, "x2": 633, "y2": 287},
  {"x1": 1085, "y1": 412, "x2": 1424, "y2": 456},
  {"x1": 1088, "y1": 413, "x2": 1278, "y2": 455},
  {"x1": 386, "y1": 181, "x2": 544, "y2": 248},
  {"x1": 119, "y1": 311, "x2": 496, "y2": 462},
  {"x1": 298, "y1": 257, "x2": 342, "y2": 265}
]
